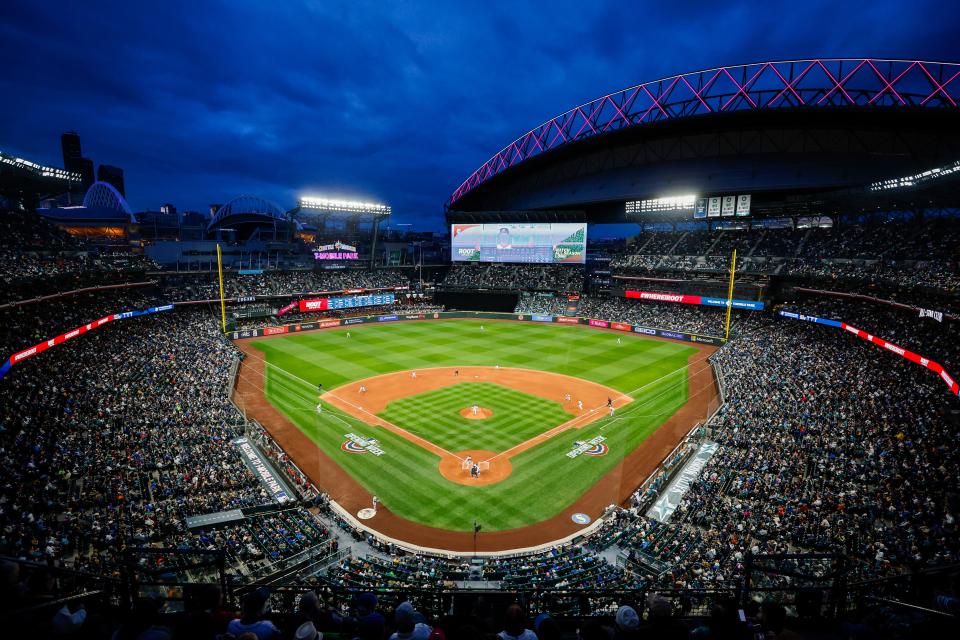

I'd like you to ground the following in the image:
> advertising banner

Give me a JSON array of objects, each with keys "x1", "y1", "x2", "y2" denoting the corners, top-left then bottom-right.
[
  {"x1": 276, "y1": 301, "x2": 298, "y2": 316},
  {"x1": 626, "y1": 290, "x2": 764, "y2": 311},
  {"x1": 588, "y1": 319, "x2": 609, "y2": 328},
  {"x1": 611, "y1": 322, "x2": 632, "y2": 331},
  {"x1": 233, "y1": 438, "x2": 294, "y2": 503},
  {"x1": 298, "y1": 293, "x2": 394, "y2": 313},
  {"x1": 556, "y1": 316, "x2": 580, "y2": 324}
]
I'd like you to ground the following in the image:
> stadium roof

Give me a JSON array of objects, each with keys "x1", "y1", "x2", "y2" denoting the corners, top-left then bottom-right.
[
  {"x1": 83, "y1": 181, "x2": 132, "y2": 215},
  {"x1": 449, "y1": 59, "x2": 960, "y2": 206},
  {"x1": 207, "y1": 194, "x2": 286, "y2": 232}
]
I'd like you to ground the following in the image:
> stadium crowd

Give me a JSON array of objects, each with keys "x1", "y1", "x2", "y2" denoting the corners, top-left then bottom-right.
[
  {"x1": 0, "y1": 214, "x2": 958, "y2": 638},
  {"x1": 611, "y1": 217, "x2": 960, "y2": 293},
  {"x1": 443, "y1": 264, "x2": 584, "y2": 292},
  {"x1": 593, "y1": 313, "x2": 960, "y2": 595},
  {"x1": 161, "y1": 268, "x2": 413, "y2": 302}
]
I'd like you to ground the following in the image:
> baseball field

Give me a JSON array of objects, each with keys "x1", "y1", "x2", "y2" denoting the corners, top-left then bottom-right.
[{"x1": 234, "y1": 319, "x2": 717, "y2": 550}]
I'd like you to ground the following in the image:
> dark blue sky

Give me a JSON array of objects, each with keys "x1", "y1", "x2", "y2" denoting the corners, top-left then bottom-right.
[{"x1": 2, "y1": 0, "x2": 958, "y2": 230}]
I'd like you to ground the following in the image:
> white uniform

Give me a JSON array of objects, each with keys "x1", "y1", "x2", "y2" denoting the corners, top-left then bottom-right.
[
  {"x1": 372, "y1": 496, "x2": 379, "y2": 511},
  {"x1": 577, "y1": 400, "x2": 583, "y2": 411},
  {"x1": 359, "y1": 385, "x2": 367, "y2": 394},
  {"x1": 472, "y1": 405, "x2": 479, "y2": 415},
  {"x1": 411, "y1": 371, "x2": 417, "y2": 379}
]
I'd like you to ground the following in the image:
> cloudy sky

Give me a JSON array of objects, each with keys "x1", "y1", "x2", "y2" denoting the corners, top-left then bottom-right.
[{"x1": 1, "y1": 0, "x2": 957, "y2": 229}]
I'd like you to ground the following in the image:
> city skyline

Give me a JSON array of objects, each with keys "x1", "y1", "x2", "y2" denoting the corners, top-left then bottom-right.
[{"x1": 2, "y1": 0, "x2": 959, "y2": 230}]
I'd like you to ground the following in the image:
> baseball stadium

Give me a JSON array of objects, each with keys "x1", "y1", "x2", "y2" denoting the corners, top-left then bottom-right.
[{"x1": 2, "y1": 52, "x2": 960, "y2": 639}]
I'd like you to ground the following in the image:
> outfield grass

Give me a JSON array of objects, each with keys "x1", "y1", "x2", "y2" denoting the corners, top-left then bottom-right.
[
  {"x1": 251, "y1": 320, "x2": 697, "y2": 532},
  {"x1": 380, "y1": 382, "x2": 573, "y2": 453}
]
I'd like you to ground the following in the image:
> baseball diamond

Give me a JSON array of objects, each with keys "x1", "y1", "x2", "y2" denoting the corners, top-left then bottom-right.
[{"x1": 233, "y1": 318, "x2": 718, "y2": 551}]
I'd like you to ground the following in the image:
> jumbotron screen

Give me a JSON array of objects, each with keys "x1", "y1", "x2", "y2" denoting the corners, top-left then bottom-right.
[{"x1": 450, "y1": 223, "x2": 587, "y2": 264}]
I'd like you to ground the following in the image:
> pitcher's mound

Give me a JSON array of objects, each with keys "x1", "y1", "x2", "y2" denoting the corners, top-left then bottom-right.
[{"x1": 459, "y1": 407, "x2": 493, "y2": 420}]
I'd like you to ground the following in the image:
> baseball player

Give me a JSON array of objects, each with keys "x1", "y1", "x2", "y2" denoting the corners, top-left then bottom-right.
[
  {"x1": 609, "y1": 405, "x2": 615, "y2": 417},
  {"x1": 315, "y1": 402, "x2": 323, "y2": 414},
  {"x1": 480, "y1": 325, "x2": 485, "y2": 331},
  {"x1": 577, "y1": 400, "x2": 583, "y2": 412},
  {"x1": 472, "y1": 404, "x2": 479, "y2": 416},
  {"x1": 346, "y1": 331, "x2": 351, "y2": 338},
  {"x1": 454, "y1": 369, "x2": 459, "y2": 377},
  {"x1": 359, "y1": 385, "x2": 367, "y2": 394},
  {"x1": 617, "y1": 337, "x2": 621, "y2": 345},
  {"x1": 465, "y1": 455, "x2": 473, "y2": 468},
  {"x1": 470, "y1": 463, "x2": 480, "y2": 478},
  {"x1": 564, "y1": 393, "x2": 571, "y2": 402},
  {"x1": 372, "y1": 495, "x2": 379, "y2": 512},
  {"x1": 411, "y1": 370, "x2": 417, "y2": 379}
]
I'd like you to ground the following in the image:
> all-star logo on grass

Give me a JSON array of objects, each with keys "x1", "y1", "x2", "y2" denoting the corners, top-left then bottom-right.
[
  {"x1": 567, "y1": 436, "x2": 608, "y2": 458},
  {"x1": 342, "y1": 433, "x2": 385, "y2": 456}
]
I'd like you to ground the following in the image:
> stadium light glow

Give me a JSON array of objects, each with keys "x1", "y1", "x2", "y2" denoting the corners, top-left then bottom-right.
[
  {"x1": 626, "y1": 194, "x2": 698, "y2": 214},
  {"x1": 299, "y1": 196, "x2": 391, "y2": 215},
  {"x1": 0, "y1": 150, "x2": 82, "y2": 183},
  {"x1": 867, "y1": 160, "x2": 960, "y2": 191}
]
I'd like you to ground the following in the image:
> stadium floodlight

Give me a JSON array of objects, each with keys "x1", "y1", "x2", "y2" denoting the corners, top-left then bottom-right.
[
  {"x1": 299, "y1": 196, "x2": 391, "y2": 216},
  {"x1": 0, "y1": 150, "x2": 83, "y2": 183},
  {"x1": 867, "y1": 160, "x2": 960, "y2": 192},
  {"x1": 626, "y1": 194, "x2": 698, "y2": 215}
]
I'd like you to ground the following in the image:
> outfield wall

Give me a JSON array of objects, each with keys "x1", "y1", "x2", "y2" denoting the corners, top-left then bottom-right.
[{"x1": 228, "y1": 310, "x2": 726, "y2": 346}]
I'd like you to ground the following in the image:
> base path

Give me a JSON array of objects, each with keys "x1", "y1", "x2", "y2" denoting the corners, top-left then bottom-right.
[
  {"x1": 233, "y1": 331, "x2": 719, "y2": 553},
  {"x1": 321, "y1": 366, "x2": 631, "y2": 486}
]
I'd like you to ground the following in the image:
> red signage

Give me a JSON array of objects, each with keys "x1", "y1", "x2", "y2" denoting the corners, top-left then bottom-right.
[
  {"x1": 298, "y1": 298, "x2": 330, "y2": 312},
  {"x1": 625, "y1": 290, "x2": 702, "y2": 305}
]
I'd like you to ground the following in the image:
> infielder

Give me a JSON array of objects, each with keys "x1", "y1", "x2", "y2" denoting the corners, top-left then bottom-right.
[
  {"x1": 411, "y1": 370, "x2": 417, "y2": 379},
  {"x1": 372, "y1": 495, "x2": 379, "y2": 512},
  {"x1": 359, "y1": 385, "x2": 367, "y2": 394},
  {"x1": 564, "y1": 393, "x2": 571, "y2": 402},
  {"x1": 577, "y1": 400, "x2": 583, "y2": 411}
]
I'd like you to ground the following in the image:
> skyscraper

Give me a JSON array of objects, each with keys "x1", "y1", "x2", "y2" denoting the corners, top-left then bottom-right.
[
  {"x1": 97, "y1": 164, "x2": 125, "y2": 197},
  {"x1": 60, "y1": 131, "x2": 95, "y2": 189}
]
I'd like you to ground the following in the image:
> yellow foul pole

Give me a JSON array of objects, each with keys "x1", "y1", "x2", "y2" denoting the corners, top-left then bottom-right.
[
  {"x1": 216, "y1": 243, "x2": 227, "y2": 333},
  {"x1": 724, "y1": 248, "x2": 736, "y2": 340}
]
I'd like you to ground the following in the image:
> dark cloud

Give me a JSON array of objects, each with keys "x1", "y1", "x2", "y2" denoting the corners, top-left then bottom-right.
[{"x1": 1, "y1": 0, "x2": 957, "y2": 230}]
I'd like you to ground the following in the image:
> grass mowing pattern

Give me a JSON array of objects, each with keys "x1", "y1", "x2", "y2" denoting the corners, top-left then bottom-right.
[
  {"x1": 252, "y1": 320, "x2": 697, "y2": 532},
  {"x1": 379, "y1": 382, "x2": 573, "y2": 453}
]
